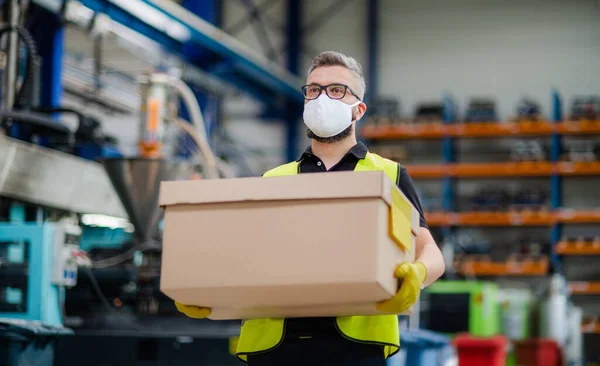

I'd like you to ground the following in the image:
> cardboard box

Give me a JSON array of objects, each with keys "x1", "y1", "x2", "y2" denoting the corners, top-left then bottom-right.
[{"x1": 159, "y1": 171, "x2": 419, "y2": 320}]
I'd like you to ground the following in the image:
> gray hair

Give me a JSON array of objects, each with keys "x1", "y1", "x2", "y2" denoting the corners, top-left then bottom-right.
[{"x1": 307, "y1": 51, "x2": 366, "y2": 100}]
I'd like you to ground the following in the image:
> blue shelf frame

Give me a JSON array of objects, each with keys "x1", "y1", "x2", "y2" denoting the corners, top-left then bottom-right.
[
  {"x1": 441, "y1": 95, "x2": 457, "y2": 241},
  {"x1": 550, "y1": 90, "x2": 563, "y2": 272}
]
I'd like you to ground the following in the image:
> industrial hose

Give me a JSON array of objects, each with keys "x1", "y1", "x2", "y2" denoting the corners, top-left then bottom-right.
[
  {"x1": 172, "y1": 117, "x2": 237, "y2": 179},
  {"x1": 0, "y1": 25, "x2": 40, "y2": 109},
  {"x1": 171, "y1": 79, "x2": 220, "y2": 179}
]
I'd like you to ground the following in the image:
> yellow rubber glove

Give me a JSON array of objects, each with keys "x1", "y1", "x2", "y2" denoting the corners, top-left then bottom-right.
[
  {"x1": 175, "y1": 301, "x2": 212, "y2": 319},
  {"x1": 376, "y1": 262, "x2": 428, "y2": 314}
]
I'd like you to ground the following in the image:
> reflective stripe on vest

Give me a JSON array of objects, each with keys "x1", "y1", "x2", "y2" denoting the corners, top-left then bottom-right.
[{"x1": 236, "y1": 152, "x2": 402, "y2": 362}]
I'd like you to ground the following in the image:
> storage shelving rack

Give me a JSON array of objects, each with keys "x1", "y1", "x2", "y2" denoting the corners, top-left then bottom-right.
[{"x1": 362, "y1": 92, "x2": 600, "y2": 332}]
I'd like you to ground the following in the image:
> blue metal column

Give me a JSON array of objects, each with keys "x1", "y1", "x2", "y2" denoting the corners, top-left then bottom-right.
[
  {"x1": 285, "y1": 0, "x2": 302, "y2": 162},
  {"x1": 441, "y1": 95, "x2": 456, "y2": 240},
  {"x1": 33, "y1": 8, "x2": 64, "y2": 108},
  {"x1": 178, "y1": 0, "x2": 221, "y2": 158},
  {"x1": 442, "y1": 95, "x2": 456, "y2": 211},
  {"x1": 550, "y1": 90, "x2": 563, "y2": 272}
]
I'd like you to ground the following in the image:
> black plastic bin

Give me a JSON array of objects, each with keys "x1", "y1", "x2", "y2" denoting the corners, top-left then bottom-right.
[{"x1": 0, "y1": 319, "x2": 72, "y2": 366}]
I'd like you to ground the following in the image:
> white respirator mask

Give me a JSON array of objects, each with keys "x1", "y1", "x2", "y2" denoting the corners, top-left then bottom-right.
[{"x1": 302, "y1": 95, "x2": 361, "y2": 138}]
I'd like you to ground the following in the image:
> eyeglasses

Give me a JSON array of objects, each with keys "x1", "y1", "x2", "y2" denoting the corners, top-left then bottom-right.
[{"x1": 301, "y1": 84, "x2": 361, "y2": 101}]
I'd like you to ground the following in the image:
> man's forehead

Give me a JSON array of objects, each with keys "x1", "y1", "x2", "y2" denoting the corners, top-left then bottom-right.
[{"x1": 307, "y1": 66, "x2": 355, "y2": 86}]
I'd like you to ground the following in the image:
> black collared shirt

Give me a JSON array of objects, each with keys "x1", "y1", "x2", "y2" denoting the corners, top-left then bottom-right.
[{"x1": 296, "y1": 142, "x2": 428, "y2": 228}]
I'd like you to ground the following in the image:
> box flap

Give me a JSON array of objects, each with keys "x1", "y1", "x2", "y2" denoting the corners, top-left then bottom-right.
[{"x1": 159, "y1": 171, "x2": 395, "y2": 207}]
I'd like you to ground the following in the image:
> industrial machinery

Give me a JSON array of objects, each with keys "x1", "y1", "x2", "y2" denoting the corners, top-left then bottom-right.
[
  {"x1": 60, "y1": 71, "x2": 232, "y2": 332},
  {"x1": 0, "y1": 211, "x2": 82, "y2": 326},
  {"x1": 420, "y1": 280, "x2": 501, "y2": 337},
  {"x1": 0, "y1": 0, "x2": 237, "y2": 348}
]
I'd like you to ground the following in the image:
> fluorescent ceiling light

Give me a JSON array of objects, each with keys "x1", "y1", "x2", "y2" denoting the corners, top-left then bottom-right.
[{"x1": 108, "y1": 0, "x2": 191, "y2": 42}]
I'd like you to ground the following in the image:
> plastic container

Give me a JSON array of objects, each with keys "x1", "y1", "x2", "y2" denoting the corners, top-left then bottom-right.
[
  {"x1": 0, "y1": 319, "x2": 72, "y2": 366},
  {"x1": 500, "y1": 288, "x2": 533, "y2": 341},
  {"x1": 402, "y1": 330, "x2": 450, "y2": 366},
  {"x1": 515, "y1": 339, "x2": 561, "y2": 366},
  {"x1": 453, "y1": 333, "x2": 508, "y2": 366}
]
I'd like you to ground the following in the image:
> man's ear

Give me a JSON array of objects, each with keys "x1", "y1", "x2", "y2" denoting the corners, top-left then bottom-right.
[{"x1": 355, "y1": 102, "x2": 367, "y2": 121}]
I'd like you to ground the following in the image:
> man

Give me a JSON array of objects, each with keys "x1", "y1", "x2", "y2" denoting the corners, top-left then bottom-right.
[{"x1": 176, "y1": 51, "x2": 445, "y2": 365}]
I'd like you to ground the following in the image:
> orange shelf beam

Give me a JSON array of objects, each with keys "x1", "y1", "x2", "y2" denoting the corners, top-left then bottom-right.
[
  {"x1": 456, "y1": 257, "x2": 549, "y2": 276},
  {"x1": 557, "y1": 162, "x2": 600, "y2": 176},
  {"x1": 450, "y1": 162, "x2": 554, "y2": 177},
  {"x1": 555, "y1": 240, "x2": 600, "y2": 255},
  {"x1": 404, "y1": 165, "x2": 448, "y2": 178},
  {"x1": 582, "y1": 319, "x2": 600, "y2": 334},
  {"x1": 424, "y1": 212, "x2": 451, "y2": 227},
  {"x1": 556, "y1": 210, "x2": 600, "y2": 224},
  {"x1": 425, "y1": 210, "x2": 600, "y2": 227},
  {"x1": 458, "y1": 211, "x2": 555, "y2": 226},
  {"x1": 362, "y1": 120, "x2": 600, "y2": 139},
  {"x1": 447, "y1": 121, "x2": 554, "y2": 138},
  {"x1": 569, "y1": 282, "x2": 600, "y2": 295},
  {"x1": 404, "y1": 162, "x2": 600, "y2": 179},
  {"x1": 558, "y1": 120, "x2": 600, "y2": 135},
  {"x1": 361, "y1": 123, "x2": 446, "y2": 139}
]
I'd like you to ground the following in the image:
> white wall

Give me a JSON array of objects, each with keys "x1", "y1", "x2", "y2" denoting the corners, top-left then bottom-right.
[
  {"x1": 301, "y1": 0, "x2": 368, "y2": 77},
  {"x1": 220, "y1": 0, "x2": 370, "y2": 170},
  {"x1": 378, "y1": 0, "x2": 600, "y2": 120},
  {"x1": 220, "y1": 0, "x2": 288, "y2": 171}
]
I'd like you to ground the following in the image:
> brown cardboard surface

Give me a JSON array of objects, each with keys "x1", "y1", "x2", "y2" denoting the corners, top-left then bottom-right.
[
  {"x1": 159, "y1": 171, "x2": 394, "y2": 207},
  {"x1": 160, "y1": 171, "x2": 417, "y2": 320}
]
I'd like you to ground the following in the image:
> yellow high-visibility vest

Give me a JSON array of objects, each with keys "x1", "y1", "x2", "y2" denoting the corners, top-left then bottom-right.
[{"x1": 236, "y1": 152, "x2": 402, "y2": 362}]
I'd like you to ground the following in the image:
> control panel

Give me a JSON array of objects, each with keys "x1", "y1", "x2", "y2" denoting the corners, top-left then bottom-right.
[{"x1": 52, "y1": 223, "x2": 82, "y2": 288}]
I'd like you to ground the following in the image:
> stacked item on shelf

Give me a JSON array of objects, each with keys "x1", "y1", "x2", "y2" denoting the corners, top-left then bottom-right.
[
  {"x1": 562, "y1": 139, "x2": 599, "y2": 162},
  {"x1": 451, "y1": 230, "x2": 492, "y2": 255},
  {"x1": 469, "y1": 186, "x2": 512, "y2": 211},
  {"x1": 414, "y1": 102, "x2": 444, "y2": 123},
  {"x1": 515, "y1": 98, "x2": 542, "y2": 122},
  {"x1": 362, "y1": 93, "x2": 600, "y2": 364},
  {"x1": 366, "y1": 97, "x2": 402, "y2": 126},
  {"x1": 464, "y1": 98, "x2": 498, "y2": 123},
  {"x1": 570, "y1": 96, "x2": 600, "y2": 121},
  {"x1": 509, "y1": 140, "x2": 547, "y2": 162},
  {"x1": 445, "y1": 229, "x2": 549, "y2": 277},
  {"x1": 469, "y1": 185, "x2": 549, "y2": 212}
]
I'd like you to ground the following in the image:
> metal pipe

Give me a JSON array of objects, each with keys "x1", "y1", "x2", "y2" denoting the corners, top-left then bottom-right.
[{"x1": 3, "y1": 0, "x2": 20, "y2": 110}]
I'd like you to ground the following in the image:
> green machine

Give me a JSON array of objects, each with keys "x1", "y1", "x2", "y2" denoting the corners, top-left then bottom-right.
[{"x1": 421, "y1": 280, "x2": 501, "y2": 337}]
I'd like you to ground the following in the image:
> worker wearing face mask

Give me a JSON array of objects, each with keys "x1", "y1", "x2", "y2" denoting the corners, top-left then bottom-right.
[{"x1": 176, "y1": 51, "x2": 446, "y2": 366}]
